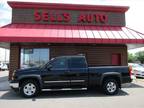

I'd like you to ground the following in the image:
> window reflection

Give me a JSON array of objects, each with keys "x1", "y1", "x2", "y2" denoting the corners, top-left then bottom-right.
[
  {"x1": 51, "y1": 57, "x2": 68, "y2": 69},
  {"x1": 21, "y1": 48, "x2": 49, "y2": 69}
]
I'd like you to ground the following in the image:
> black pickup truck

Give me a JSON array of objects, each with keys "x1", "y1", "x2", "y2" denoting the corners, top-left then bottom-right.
[{"x1": 10, "y1": 55, "x2": 132, "y2": 97}]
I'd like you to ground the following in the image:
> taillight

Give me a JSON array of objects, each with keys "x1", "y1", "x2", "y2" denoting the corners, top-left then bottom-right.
[{"x1": 129, "y1": 66, "x2": 132, "y2": 78}]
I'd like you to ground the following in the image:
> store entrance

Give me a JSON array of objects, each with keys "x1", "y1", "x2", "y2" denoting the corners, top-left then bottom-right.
[{"x1": 112, "y1": 53, "x2": 121, "y2": 66}]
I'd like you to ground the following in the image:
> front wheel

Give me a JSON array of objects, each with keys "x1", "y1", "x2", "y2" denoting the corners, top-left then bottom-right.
[
  {"x1": 102, "y1": 79, "x2": 119, "y2": 95},
  {"x1": 20, "y1": 80, "x2": 40, "y2": 98}
]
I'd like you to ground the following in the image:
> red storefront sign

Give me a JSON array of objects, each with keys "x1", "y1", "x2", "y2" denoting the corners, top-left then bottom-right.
[
  {"x1": 9, "y1": 2, "x2": 126, "y2": 26},
  {"x1": 34, "y1": 10, "x2": 108, "y2": 24}
]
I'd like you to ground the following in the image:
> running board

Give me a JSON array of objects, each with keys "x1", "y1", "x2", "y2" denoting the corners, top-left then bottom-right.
[{"x1": 42, "y1": 88, "x2": 87, "y2": 91}]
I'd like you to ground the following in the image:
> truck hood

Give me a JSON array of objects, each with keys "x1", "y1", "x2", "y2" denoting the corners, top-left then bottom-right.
[
  {"x1": 16, "y1": 67, "x2": 41, "y2": 75},
  {"x1": 133, "y1": 67, "x2": 144, "y2": 72}
]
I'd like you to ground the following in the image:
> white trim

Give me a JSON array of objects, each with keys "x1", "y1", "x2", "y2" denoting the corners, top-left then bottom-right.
[
  {"x1": 44, "y1": 80, "x2": 85, "y2": 83},
  {"x1": 42, "y1": 88, "x2": 87, "y2": 91},
  {"x1": 71, "y1": 80, "x2": 85, "y2": 82},
  {"x1": 44, "y1": 80, "x2": 70, "y2": 83}
]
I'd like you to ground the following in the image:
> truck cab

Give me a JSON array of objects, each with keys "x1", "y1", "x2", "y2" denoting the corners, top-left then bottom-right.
[{"x1": 41, "y1": 56, "x2": 88, "y2": 89}]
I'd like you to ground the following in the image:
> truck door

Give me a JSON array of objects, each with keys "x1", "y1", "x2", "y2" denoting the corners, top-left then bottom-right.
[
  {"x1": 41, "y1": 57, "x2": 70, "y2": 88},
  {"x1": 68, "y1": 57, "x2": 88, "y2": 88}
]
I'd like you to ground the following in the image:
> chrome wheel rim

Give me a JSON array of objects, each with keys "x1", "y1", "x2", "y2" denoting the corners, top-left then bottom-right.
[
  {"x1": 106, "y1": 82, "x2": 116, "y2": 93},
  {"x1": 23, "y1": 83, "x2": 36, "y2": 96}
]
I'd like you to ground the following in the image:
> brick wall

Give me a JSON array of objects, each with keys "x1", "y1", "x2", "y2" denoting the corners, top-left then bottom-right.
[
  {"x1": 9, "y1": 44, "x2": 20, "y2": 80},
  {"x1": 9, "y1": 43, "x2": 127, "y2": 79},
  {"x1": 50, "y1": 45, "x2": 127, "y2": 66}
]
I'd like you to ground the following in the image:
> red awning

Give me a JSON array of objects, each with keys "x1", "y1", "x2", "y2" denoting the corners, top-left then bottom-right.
[{"x1": 0, "y1": 24, "x2": 144, "y2": 44}]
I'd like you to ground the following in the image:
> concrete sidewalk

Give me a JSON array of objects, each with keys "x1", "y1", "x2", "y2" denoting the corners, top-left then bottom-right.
[
  {"x1": 0, "y1": 71, "x2": 8, "y2": 78},
  {"x1": 0, "y1": 71, "x2": 10, "y2": 91},
  {"x1": 0, "y1": 71, "x2": 144, "y2": 108}
]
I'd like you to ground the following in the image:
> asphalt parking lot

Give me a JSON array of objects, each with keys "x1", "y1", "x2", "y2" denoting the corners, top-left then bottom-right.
[{"x1": 0, "y1": 71, "x2": 144, "y2": 108}]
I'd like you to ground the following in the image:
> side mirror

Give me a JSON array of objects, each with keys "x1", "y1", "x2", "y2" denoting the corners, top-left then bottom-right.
[{"x1": 47, "y1": 65, "x2": 52, "y2": 71}]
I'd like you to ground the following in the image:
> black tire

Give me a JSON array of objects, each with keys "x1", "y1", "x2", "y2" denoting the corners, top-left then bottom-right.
[
  {"x1": 20, "y1": 80, "x2": 40, "y2": 98},
  {"x1": 102, "y1": 79, "x2": 119, "y2": 95}
]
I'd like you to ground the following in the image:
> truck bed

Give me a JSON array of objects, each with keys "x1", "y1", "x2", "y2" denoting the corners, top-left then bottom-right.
[
  {"x1": 88, "y1": 66, "x2": 131, "y2": 85},
  {"x1": 89, "y1": 66, "x2": 129, "y2": 73}
]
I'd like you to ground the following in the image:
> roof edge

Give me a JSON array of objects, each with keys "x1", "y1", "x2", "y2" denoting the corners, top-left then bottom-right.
[
  {"x1": 0, "y1": 23, "x2": 126, "y2": 29},
  {"x1": 126, "y1": 27, "x2": 144, "y2": 36},
  {"x1": 8, "y1": 1, "x2": 129, "y2": 12}
]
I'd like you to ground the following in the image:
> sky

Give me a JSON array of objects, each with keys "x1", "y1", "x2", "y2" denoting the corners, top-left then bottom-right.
[
  {"x1": 0, "y1": 48, "x2": 9, "y2": 62},
  {"x1": 0, "y1": 0, "x2": 144, "y2": 54},
  {"x1": 0, "y1": 0, "x2": 144, "y2": 33}
]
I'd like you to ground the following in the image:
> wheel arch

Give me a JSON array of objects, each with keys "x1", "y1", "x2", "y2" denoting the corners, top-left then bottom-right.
[
  {"x1": 101, "y1": 72, "x2": 122, "y2": 88},
  {"x1": 18, "y1": 75, "x2": 42, "y2": 89}
]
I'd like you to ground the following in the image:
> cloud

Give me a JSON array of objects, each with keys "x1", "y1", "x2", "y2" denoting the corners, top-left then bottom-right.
[
  {"x1": 0, "y1": 2, "x2": 11, "y2": 27},
  {"x1": 0, "y1": 1, "x2": 11, "y2": 10},
  {"x1": 0, "y1": 10, "x2": 11, "y2": 17}
]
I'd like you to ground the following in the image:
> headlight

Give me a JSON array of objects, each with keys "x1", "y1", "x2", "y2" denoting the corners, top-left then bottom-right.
[{"x1": 12, "y1": 70, "x2": 17, "y2": 80}]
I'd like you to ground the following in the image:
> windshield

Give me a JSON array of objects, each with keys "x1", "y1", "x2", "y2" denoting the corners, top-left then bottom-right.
[
  {"x1": 40, "y1": 58, "x2": 55, "y2": 69},
  {"x1": 131, "y1": 64, "x2": 144, "y2": 68}
]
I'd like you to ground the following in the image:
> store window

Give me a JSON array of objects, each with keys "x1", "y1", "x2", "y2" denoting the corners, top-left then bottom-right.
[{"x1": 21, "y1": 48, "x2": 49, "y2": 69}]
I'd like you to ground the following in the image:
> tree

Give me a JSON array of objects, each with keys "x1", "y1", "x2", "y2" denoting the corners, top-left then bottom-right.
[
  {"x1": 135, "y1": 51, "x2": 144, "y2": 63},
  {"x1": 128, "y1": 53, "x2": 136, "y2": 63}
]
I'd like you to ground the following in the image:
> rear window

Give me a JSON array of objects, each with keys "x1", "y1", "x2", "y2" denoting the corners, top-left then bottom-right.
[{"x1": 69, "y1": 57, "x2": 87, "y2": 68}]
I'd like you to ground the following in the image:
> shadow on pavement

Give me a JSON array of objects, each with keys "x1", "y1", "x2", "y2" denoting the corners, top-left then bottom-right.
[
  {"x1": 0, "y1": 76, "x2": 10, "y2": 91},
  {"x1": 0, "y1": 89, "x2": 129, "y2": 100}
]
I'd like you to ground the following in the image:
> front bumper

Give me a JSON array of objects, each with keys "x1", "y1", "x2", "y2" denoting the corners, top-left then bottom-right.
[
  {"x1": 9, "y1": 81, "x2": 19, "y2": 89},
  {"x1": 135, "y1": 74, "x2": 144, "y2": 78}
]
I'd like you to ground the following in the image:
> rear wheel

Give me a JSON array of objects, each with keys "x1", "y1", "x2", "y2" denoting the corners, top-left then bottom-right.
[
  {"x1": 102, "y1": 79, "x2": 119, "y2": 95},
  {"x1": 20, "y1": 80, "x2": 40, "y2": 98}
]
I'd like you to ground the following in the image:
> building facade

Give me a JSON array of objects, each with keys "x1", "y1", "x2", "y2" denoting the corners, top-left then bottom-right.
[{"x1": 0, "y1": 2, "x2": 144, "y2": 79}]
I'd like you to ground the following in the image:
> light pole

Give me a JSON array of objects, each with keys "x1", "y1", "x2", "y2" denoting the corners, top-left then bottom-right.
[{"x1": 5, "y1": 49, "x2": 6, "y2": 63}]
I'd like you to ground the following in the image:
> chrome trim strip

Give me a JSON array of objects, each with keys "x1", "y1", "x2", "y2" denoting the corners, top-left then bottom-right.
[
  {"x1": 44, "y1": 80, "x2": 85, "y2": 83},
  {"x1": 9, "y1": 82, "x2": 19, "y2": 88},
  {"x1": 42, "y1": 88, "x2": 87, "y2": 91},
  {"x1": 71, "y1": 80, "x2": 85, "y2": 82},
  {"x1": 44, "y1": 80, "x2": 70, "y2": 83}
]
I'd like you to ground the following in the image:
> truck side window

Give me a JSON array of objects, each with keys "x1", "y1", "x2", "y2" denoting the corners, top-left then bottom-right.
[
  {"x1": 51, "y1": 57, "x2": 68, "y2": 69},
  {"x1": 69, "y1": 57, "x2": 87, "y2": 68}
]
